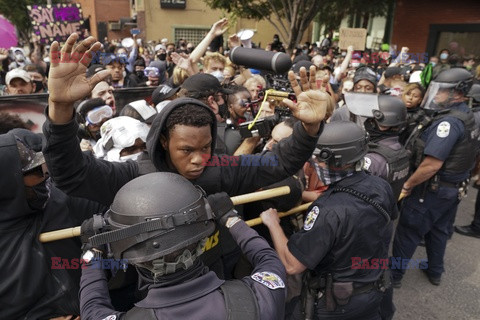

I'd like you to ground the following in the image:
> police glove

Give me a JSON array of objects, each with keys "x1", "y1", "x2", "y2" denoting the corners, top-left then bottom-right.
[
  {"x1": 207, "y1": 192, "x2": 241, "y2": 227},
  {"x1": 80, "y1": 214, "x2": 106, "y2": 253}
]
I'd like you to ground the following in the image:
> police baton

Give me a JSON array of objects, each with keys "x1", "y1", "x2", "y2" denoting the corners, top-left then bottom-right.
[
  {"x1": 38, "y1": 186, "x2": 291, "y2": 243},
  {"x1": 245, "y1": 202, "x2": 313, "y2": 227}
]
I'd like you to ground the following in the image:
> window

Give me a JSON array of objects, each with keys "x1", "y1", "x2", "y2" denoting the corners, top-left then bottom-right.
[{"x1": 174, "y1": 27, "x2": 210, "y2": 46}]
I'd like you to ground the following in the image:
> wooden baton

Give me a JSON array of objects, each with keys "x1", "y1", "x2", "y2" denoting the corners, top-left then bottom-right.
[
  {"x1": 245, "y1": 202, "x2": 313, "y2": 227},
  {"x1": 38, "y1": 186, "x2": 291, "y2": 243}
]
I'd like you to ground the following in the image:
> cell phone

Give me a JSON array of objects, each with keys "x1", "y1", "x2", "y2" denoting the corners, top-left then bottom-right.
[{"x1": 131, "y1": 28, "x2": 140, "y2": 36}]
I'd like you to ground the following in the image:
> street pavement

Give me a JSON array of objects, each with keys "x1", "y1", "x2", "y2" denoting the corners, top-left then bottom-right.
[{"x1": 393, "y1": 187, "x2": 480, "y2": 320}]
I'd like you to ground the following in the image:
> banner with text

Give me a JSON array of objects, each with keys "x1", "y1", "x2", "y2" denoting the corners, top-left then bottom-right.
[
  {"x1": 339, "y1": 28, "x2": 367, "y2": 51},
  {"x1": 27, "y1": 3, "x2": 88, "y2": 45}
]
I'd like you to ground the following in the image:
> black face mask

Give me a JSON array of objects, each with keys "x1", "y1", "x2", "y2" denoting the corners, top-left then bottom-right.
[
  {"x1": 218, "y1": 103, "x2": 228, "y2": 119},
  {"x1": 157, "y1": 53, "x2": 167, "y2": 61},
  {"x1": 33, "y1": 80, "x2": 45, "y2": 93},
  {"x1": 136, "y1": 71, "x2": 146, "y2": 79},
  {"x1": 25, "y1": 178, "x2": 52, "y2": 211}
]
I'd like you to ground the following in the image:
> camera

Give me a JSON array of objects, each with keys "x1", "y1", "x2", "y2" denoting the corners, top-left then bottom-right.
[{"x1": 239, "y1": 113, "x2": 281, "y2": 139}]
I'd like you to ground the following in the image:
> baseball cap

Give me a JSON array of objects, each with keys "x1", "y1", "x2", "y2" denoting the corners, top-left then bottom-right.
[
  {"x1": 152, "y1": 84, "x2": 180, "y2": 105},
  {"x1": 384, "y1": 67, "x2": 402, "y2": 79},
  {"x1": 155, "y1": 44, "x2": 166, "y2": 52},
  {"x1": 6, "y1": 68, "x2": 31, "y2": 85},
  {"x1": 292, "y1": 60, "x2": 314, "y2": 74},
  {"x1": 181, "y1": 73, "x2": 233, "y2": 98}
]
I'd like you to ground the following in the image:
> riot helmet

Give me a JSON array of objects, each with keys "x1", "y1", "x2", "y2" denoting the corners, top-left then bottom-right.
[
  {"x1": 421, "y1": 68, "x2": 473, "y2": 110},
  {"x1": 468, "y1": 83, "x2": 480, "y2": 106},
  {"x1": 89, "y1": 172, "x2": 215, "y2": 268},
  {"x1": 372, "y1": 95, "x2": 407, "y2": 128},
  {"x1": 313, "y1": 121, "x2": 368, "y2": 168}
]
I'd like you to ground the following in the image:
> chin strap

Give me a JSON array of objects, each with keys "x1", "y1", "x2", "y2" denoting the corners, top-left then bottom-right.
[{"x1": 148, "y1": 238, "x2": 206, "y2": 279}]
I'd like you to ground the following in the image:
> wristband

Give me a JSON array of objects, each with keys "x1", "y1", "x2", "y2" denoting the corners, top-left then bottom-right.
[{"x1": 226, "y1": 216, "x2": 242, "y2": 229}]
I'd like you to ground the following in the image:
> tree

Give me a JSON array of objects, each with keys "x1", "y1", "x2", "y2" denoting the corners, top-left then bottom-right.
[
  {"x1": 0, "y1": 0, "x2": 61, "y2": 46},
  {"x1": 203, "y1": 0, "x2": 324, "y2": 52}
]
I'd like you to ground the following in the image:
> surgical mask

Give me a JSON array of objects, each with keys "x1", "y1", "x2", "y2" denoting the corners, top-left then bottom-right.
[
  {"x1": 430, "y1": 62, "x2": 436, "y2": 68},
  {"x1": 15, "y1": 53, "x2": 25, "y2": 62},
  {"x1": 303, "y1": 49, "x2": 308, "y2": 54},
  {"x1": 25, "y1": 178, "x2": 52, "y2": 211},
  {"x1": 119, "y1": 152, "x2": 142, "y2": 162},
  {"x1": 157, "y1": 53, "x2": 167, "y2": 61},
  {"x1": 351, "y1": 62, "x2": 360, "y2": 68},
  {"x1": 313, "y1": 161, "x2": 355, "y2": 186},
  {"x1": 440, "y1": 53, "x2": 449, "y2": 60},
  {"x1": 210, "y1": 70, "x2": 225, "y2": 83}
]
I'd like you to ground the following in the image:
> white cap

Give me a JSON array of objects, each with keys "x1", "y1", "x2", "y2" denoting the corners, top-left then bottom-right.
[
  {"x1": 154, "y1": 44, "x2": 166, "y2": 52},
  {"x1": 409, "y1": 70, "x2": 422, "y2": 84},
  {"x1": 161, "y1": 38, "x2": 168, "y2": 44},
  {"x1": 93, "y1": 116, "x2": 150, "y2": 162},
  {"x1": 6, "y1": 68, "x2": 31, "y2": 85}
]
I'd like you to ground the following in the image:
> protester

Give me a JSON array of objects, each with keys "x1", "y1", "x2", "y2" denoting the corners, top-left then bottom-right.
[
  {"x1": 1, "y1": 68, "x2": 36, "y2": 95},
  {"x1": 24, "y1": 63, "x2": 48, "y2": 93}
]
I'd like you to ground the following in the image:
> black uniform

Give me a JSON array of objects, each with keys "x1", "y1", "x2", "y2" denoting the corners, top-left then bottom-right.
[
  {"x1": 287, "y1": 171, "x2": 397, "y2": 319},
  {"x1": 79, "y1": 220, "x2": 286, "y2": 320},
  {"x1": 0, "y1": 130, "x2": 106, "y2": 319}
]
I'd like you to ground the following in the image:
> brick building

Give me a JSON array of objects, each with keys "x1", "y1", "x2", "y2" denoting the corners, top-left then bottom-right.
[
  {"x1": 391, "y1": 0, "x2": 480, "y2": 57},
  {"x1": 75, "y1": 0, "x2": 132, "y2": 41}
]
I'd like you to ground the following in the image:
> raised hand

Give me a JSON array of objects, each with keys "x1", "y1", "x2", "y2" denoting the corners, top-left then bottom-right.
[
  {"x1": 283, "y1": 65, "x2": 329, "y2": 136},
  {"x1": 48, "y1": 33, "x2": 110, "y2": 124},
  {"x1": 228, "y1": 34, "x2": 241, "y2": 49},
  {"x1": 210, "y1": 18, "x2": 228, "y2": 37}
]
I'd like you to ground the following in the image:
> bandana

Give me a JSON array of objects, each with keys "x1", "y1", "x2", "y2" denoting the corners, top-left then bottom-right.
[{"x1": 313, "y1": 161, "x2": 355, "y2": 186}]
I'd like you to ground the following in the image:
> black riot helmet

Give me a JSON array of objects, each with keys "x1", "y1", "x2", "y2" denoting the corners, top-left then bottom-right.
[
  {"x1": 313, "y1": 121, "x2": 368, "y2": 168},
  {"x1": 468, "y1": 83, "x2": 480, "y2": 105},
  {"x1": 93, "y1": 172, "x2": 215, "y2": 265},
  {"x1": 372, "y1": 95, "x2": 407, "y2": 127},
  {"x1": 422, "y1": 68, "x2": 473, "y2": 110}
]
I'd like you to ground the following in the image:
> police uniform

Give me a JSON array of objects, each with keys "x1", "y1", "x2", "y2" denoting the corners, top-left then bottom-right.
[
  {"x1": 364, "y1": 136, "x2": 410, "y2": 200},
  {"x1": 80, "y1": 220, "x2": 286, "y2": 320},
  {"x1": 392, "y1": 102, "x2": 476, "y2": 282},
  {"x1": 286, "y1": 171, "x2": 397, "y2": 319}
]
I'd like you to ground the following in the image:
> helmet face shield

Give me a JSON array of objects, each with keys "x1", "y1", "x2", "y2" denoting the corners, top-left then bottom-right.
[{"x1": 421, "y1": 81, "x2": 457, "y2": 110}]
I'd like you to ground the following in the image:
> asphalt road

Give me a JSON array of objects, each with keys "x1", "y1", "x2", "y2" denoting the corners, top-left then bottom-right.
[{"x1": 393, "y1": 187, "x2": 480, "y2": 320}]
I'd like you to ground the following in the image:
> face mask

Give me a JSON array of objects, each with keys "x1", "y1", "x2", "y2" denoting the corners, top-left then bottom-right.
[
  {"x1": 119, "y1": 152, "x2": 142, "y2": 162},
  {"x1": 466, "y1": 65, "x2": 472, "y2": 70},
  {"x1": 440, "y1": 53, "x2": 449, "y2": 60},
  {"x1": 33, "y1": 80, "x2": 44, "y2": 93},
  {"x1": 351, "y1": 62, "x2": 360, "y2": 68},
  {"x1": 303, "y1": 49, "x2": 308, "y2": 54},
  {"x1": 210, "y1": 70, "x2": 225, "y2": 83},
  {"x1": 136, "y1": 71, "x2": 146, "y2": 78},
  {"x1": 430, "y1": 62, "x2": 437, "y2": 68},
  {"x1": 15, "y1": 53, "x2": 25, "y2": 62},
  {"x1": 25, "y1": 178, "x2": 52, "y2": 211},
  {"x1": 313, "y1": 161, "x2": 355, "y2": 185},
  {"x1": 157, "y1": 53, "x2": 167, "y2": 61}
]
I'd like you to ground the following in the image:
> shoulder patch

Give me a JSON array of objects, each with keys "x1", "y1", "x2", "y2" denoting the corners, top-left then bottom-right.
[
  {"x1": 363, "y1": 157, "x2": 372, "y2": 170},
  {"x1": 251, "y1": 271, "x2": 285, "y2": 290},
  {"x1": 303, "y1": 206, "x2": 320, "y2": 231},
  {"x1": 101, "y1": 316, "x2": 116, "y2": 320},
  {"x1": 436, "y1": 121, "x2": 450, "y2": 138}
]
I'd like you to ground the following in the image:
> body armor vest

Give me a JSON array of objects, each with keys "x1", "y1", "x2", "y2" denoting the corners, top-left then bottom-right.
[
  {"x1": 367, "y1": 142, "x2": 410, "y2": 199},
  {"x1": 406, "y1": 109, "x2": 478, "y2": 177}
]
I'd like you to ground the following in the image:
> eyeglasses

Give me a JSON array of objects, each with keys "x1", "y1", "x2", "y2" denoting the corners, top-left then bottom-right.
[{"x1": 86, "y1": 105, "x2": 113, "y2": 125}]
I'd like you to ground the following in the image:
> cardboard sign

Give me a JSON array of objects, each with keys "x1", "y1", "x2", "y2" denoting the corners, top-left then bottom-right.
[
  {"x1": 27, "y1": 3, "x2": 88, "y2": 45},
  {"x1": 339, "y1": 28, "x2": 367, "y2": 51}
]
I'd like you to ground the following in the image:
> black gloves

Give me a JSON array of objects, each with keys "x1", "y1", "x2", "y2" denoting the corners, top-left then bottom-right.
[
  {"x1": 80, "y1": 214, "x2": 105, "y2": 252},
  {"x1": 207, "y1": 192, "x2": 240, "y2": 227}
]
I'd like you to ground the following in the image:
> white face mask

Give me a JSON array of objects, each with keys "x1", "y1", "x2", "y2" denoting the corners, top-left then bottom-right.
[
  {"x1": 351, "y1": 62, "x2": 360, "y2": 68},
  {"x1": 119, "y1": 152, "x2": 142, "y2": 162},
  {"x1": 210, "y1": 70, "x2": 225, "y2": 83}
]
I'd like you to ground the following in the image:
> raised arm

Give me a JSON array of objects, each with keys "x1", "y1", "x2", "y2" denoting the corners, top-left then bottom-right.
[{"x1": 189, "y1": 18, "x2": 228, "y2": 64}]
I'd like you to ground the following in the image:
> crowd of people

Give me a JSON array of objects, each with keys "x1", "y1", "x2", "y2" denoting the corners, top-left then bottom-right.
[{"x1": 1, "y1": 17, "x2": 480, "y2": 320}]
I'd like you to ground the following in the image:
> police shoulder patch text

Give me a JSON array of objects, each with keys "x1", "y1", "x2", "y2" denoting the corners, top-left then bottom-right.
[
  {"x1": 436, "y1": 121, "x2": 450, "y2": 138},
  {"x1": 303, "y1": 206, "x2": 320, "y2": 231},
  {"x1": 363, "y1": 157, "x2": 372, "y2": 170},
  {"x1": 251, "y1": 271, "x2": 285, "y2": 290}
]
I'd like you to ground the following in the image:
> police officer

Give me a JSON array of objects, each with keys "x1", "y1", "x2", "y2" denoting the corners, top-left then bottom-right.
[
  {"x1": 79, "y1": 172, "x2": 286, "y2": 319},
  {"x1": 363, "y1": 95, "x2": 410, "y2": 199},
  {"x1": 454, "y1": 83, "x2": 480, "y2": 238},
  {"x1": 392, "y1": 68, "x2": 476, "y2": 287},
  {"x1": 261, "y1": 121, "x2": 397, "y2": 319}
]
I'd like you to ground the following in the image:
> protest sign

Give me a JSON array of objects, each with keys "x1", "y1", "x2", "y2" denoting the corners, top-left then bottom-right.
[
  {"x1": 339, "y1": 28, "x2": 367, "y2": 51},
  {"x1": 27, "y1": 3, "x2": 88, "y2": 45}
]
